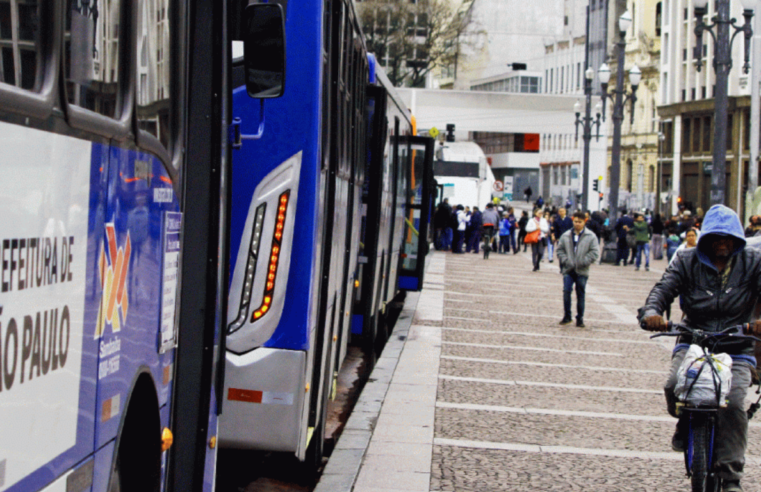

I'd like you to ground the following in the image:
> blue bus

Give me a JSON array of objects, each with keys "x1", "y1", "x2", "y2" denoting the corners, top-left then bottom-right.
[
  {"x1": 0, "y1": 0, "x2": 283, "y2": 490},
  {"x1": 220, "y1": 0, "x2": 434, "y2": 467}
]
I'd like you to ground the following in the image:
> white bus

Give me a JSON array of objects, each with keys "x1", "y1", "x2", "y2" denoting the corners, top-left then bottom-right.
[{"x1": 434, "y1": 141, "x2": 496, "y2": 210}]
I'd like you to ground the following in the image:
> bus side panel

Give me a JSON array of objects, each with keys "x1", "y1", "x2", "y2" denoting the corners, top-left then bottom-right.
[
  {"x1": 0, "y1": 123, "x2": 101, "y2": 492},
  {"x1": 221, "y1": 0, "x2": 323, "y2": 454},
  {"x1": 93, "y1": 146, "x2": 178, "y2": 450}
]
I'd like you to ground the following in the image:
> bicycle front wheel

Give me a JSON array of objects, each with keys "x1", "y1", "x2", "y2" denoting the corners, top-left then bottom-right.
[{"x1": 690, "y1": 419, "x2": 719, "y2": 492}]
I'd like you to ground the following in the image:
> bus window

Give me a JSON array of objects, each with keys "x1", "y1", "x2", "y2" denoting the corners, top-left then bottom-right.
[
  {"x1": 64, "y1": 0, "x2": 122, "y2": 118},
  {"x1": 136, "y1": 0, "x2": 171, "y2": 149},
  {"x1": 0, "y1": 0, "x2": 42, "y2": 90}
]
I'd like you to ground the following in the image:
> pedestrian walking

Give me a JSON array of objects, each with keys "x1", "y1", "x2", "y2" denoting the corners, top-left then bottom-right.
[
  {"x1": 518, "y1": 211, "x2": 529, "y2": 252},
  {"x1": 670, "y1": 227, "x2": 698, "y2": 263},
  {"x1": 524, "y1": 186, "x2": 533, "y2": 203},
  {"x1": 552, "y1": 207, "x2": 573, "y2": 267},
  {"x1": 614, "y1": 210, "x2": 634, "y2": 266},
  {"x1": 507, "y1": 207, "x2": 518, "y2": 253},
  {"x1": 433, "y1": 199, "x2": 452, "y2": 250},
  {"x1": 525, "y1": 208, "x2": 550, "y2": 271},
  {"x1": 665, "y1": 229, "x2": 681, "y2": 262},
  {"x1": 544, "y1": 210, "x2": 555, "y2": 263},
  {"x1": 466, "y1": 206, "x2": 482, "y2": 253},
  {"x1": 633, "y1": 213, "x2": 652, "y2": 271},
  {"x1": 499, "y1": 212, "x2": 511, "y2": 253},
  {"x1": 557, "y1": 211, "x2": 600, "y2": 327},
  {"x1": 651, "y1": 213, "x2": 665, "y2": 260},
  {"x1": 453, "y1": 205, "x2": 468, "y2": 253}
]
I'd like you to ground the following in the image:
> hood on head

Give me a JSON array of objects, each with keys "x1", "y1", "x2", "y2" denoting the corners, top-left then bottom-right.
[{"x1": 697, "y1": 204, "x2": 745, "y2": 257}]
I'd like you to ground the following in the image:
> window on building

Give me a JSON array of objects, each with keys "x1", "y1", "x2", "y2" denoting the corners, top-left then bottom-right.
[
  {"x1": 137, "y1": 0, "x2": 172, "y2": 149},
  {"x1": 745, "y1": 109, "x2": 751, "y2": 151},
  {"x1": 560, "y1": 66, "x2": 564, "y2": 93},
  {"x1": 703, "y1": 115, "x2": 711, "y2": 152},
  {"x1": 649, "y1": 165, "x2": 656, "y2": 192},
  {"x1": 0, "y1": 0, "x2": 43, "y2": 90},
  {"x1": 626, "y1": 160, "x2": 633, "y2": 192},
  {"x1": 553, "y1": 166, "x2": 559, "y2": 185},
  {"x1": 656, "y1": 3, "x2": 662, "y2": 36},
  {"x1": 577, "y1": 63, "x2": 581, "y2": 90},
  {"x1": 65, "y1": 0, "x2": 123, "y2": 117},
  {"x1": 683, "y1": 118, "x2": 691, "y2": 154},
  {"x1": 693, "y1": 117, "x2": 701, "y2": 153},
  {"x1": 662, "y1": 121, "x2": 673, "y2": 155},
  {"x1": 550, "y1": 68, "x2": 553, "y2": 92}
]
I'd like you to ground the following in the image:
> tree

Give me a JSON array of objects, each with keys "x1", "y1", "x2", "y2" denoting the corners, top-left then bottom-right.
[{"x1": 357, "y1": 0, "x2": 479, "y2": 88}]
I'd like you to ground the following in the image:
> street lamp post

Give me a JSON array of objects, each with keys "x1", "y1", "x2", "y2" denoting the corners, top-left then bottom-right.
[
  {"x1": 692, "y1": 0, "x2": 754, "y2": 205},
  {"x1": 574, "y1": 71, "x2": 602, "y2": 211},
  {"x1": 598, "y1": 11, "x2": 640, "y2": 220},
  {"x1": 656, "y1": 130, "x2": 666, "y2": 215}
]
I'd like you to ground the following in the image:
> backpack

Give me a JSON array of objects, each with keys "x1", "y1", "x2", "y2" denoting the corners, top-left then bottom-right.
[{"x1": 626, "y1": 228, "x2": 637, "y2": 248}]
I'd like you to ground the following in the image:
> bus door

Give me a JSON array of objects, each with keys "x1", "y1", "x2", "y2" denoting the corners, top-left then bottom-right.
[{"x1": 398, "y1": 136, "x2": 434, "y2": 291}]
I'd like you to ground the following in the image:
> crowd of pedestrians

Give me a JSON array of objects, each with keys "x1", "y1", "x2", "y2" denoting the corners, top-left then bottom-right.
[
  {"x1": 432, "y1": 199, "x2": 608, "y2": 269},
  {"x1": 613, "y1": 208, "x2": 707, "y2": 268}
]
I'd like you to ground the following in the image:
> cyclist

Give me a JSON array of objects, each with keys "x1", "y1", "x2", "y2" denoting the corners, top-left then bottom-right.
[
  {"x1": 480, "y1": 203, "x2": 500, "y2": 259},
  {"x1": 639, "y1": 204, "x2": 761, "y2": 492}
]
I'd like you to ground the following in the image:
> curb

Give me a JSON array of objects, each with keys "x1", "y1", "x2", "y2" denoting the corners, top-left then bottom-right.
[{"x1": 314, "y1": 290, "x2": 421, "y2": 492}]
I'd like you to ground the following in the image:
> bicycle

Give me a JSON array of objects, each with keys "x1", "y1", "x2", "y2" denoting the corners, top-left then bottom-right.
[{"x1": 649, "y1": 321, "x2": 761, "y2": 492}]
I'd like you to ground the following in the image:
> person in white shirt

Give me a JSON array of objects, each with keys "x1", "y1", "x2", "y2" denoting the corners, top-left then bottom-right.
[
  {"x1": 526, "y1": 208, "x2": 550, "y2": 271},
  {"x1": 453, "y1": 205, "x2": 469, "y2": 253}
]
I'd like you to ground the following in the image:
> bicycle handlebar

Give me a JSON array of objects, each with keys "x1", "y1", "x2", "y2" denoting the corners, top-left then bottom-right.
[{"x1": 648, "y1": 321, "x2": 761, "y2": 344}]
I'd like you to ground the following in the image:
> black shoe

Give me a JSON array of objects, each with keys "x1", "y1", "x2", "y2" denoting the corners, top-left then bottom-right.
[
  {"x1": 532, "y1": 267, "x2": 539, "y2": 271},
  {"x1": 576, "y1": 319, "x2": 585, "y2": 328},
  {"x1": 723, "y1": 480, "x2": 743, "y2": 492},
  {"x1": 559, "y1": 318, "x2": 573, "y2": 326}
]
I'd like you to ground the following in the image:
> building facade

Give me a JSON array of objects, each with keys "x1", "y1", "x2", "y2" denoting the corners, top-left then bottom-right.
[
  {"x1": 658, "y1": 0, "x2": 752, "y2": 214},
  {"x1": 605, "y1": 0, "x2": 662, "y2": 213}
]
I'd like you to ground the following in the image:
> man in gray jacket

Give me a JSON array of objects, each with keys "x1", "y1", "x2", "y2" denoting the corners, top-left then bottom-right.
[{"x1": 556, "y1": 210, "x2": 600, "y2": 327}]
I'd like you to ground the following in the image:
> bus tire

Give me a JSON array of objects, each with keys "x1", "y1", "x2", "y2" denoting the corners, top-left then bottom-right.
[{"x1": 113, "y1": 374, "x2": 162, "y2": 492}]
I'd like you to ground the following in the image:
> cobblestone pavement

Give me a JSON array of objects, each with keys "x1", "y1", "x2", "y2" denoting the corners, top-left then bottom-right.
[{"x1": 430, "y1": 249, "x2": 761, "y2": 492}]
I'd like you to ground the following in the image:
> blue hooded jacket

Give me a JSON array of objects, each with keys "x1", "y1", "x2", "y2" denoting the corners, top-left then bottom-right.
[
  {"x1": 696, "y1": 204, "x2": 746, "y2": 272},
  {"x1": 641, "y1": 204, "x2": 761, "y2": 361}
]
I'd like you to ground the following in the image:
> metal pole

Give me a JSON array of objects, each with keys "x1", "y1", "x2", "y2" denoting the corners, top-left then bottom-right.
[
  {"x1": 748, "y1": 13, "x2": 761, "y2": 218},
  {"x1": 582, "y1": 4, "x2": 592, "y2": 210},
  {"x1": 711, "y1": 0, "x2": 731, "y2": 205},
  {"x1": 609, "y1": 32, "x2": 626, "y2": 219}
]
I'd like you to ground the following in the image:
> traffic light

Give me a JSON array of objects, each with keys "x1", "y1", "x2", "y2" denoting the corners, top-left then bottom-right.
[
  {"x1": 593, "y1": 179, "x2": 599, "y2": 191},
  {"x1": 598, "y1": 192, "x2": 604, "y2": 201}
]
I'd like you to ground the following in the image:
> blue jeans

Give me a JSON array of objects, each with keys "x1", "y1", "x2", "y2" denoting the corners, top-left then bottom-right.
[
  {"x1": 635, "y1": 242, "x2": 650, "y2": 268},
  {"x1": 563, "y1": 271, "x2": 588, "y2": 321},
  {"x1": 467, "y1": 231, "x2": 481, "y2": 253},
  {"x1": 443, "y1": 228, "x2": 453, "y2": 250}
]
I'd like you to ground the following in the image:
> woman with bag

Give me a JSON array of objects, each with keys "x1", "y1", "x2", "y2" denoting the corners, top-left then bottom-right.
[{"x1": 525, "y1": 208, "x2": 550, "y2": 271}]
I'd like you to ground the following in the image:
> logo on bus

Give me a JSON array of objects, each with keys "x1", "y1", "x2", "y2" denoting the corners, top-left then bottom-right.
[{"x1": 95, "y1": 224, "x2": 131, "y2": 339}]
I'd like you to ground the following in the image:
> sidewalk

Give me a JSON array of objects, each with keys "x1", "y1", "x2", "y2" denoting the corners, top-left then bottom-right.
[
  {"x1": 314, "y1": 254, "x2": 445, "y2": 492},
  {"x1": 315, "y1": 249, "x2": 761, "y2": 491}
]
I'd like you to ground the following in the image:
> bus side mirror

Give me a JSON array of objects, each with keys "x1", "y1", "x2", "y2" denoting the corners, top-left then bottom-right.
[{"x1": 243, "y1": 4, "x2": 286, "y2": 99}]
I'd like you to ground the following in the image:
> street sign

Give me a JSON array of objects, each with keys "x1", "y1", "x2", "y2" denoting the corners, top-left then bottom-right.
[
  {"x1": 429, "y1": 127, "x2": 439, "y2": 139},
  {"x1": 493, "y1": 180, "x2": 504, "y2": 192}
]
